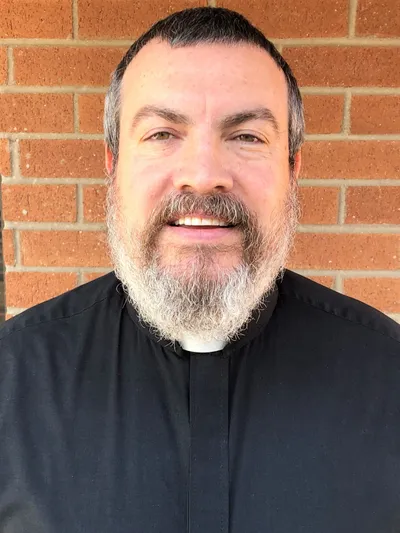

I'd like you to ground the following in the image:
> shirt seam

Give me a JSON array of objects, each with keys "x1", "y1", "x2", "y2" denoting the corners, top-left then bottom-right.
[
  {"x1": 285, "y1": 292, "x2": 400, "y2": 345},
  {"x1": 0, "y1": 294, "x2": 111, "y2": 344}
]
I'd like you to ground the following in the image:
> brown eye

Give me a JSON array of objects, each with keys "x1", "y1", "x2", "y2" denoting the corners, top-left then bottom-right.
[{"x1": 235, "y1": 134, "x2": 262, "y2": 143}]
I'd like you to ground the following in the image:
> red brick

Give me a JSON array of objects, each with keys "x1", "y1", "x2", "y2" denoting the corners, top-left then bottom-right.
[
  {"x1": 0, "y1": 47, "x2": 7, "y2": 84},
  {"x1": 283, "y1": 47, "x2": 400, "y2": 87},
  {"x1": 0, "y1": 0, "x2": 72, "y2": 38},
  {"x1": 0, "y1": 139, "x2": 10, "y2": 176},
  {"x1": 83, "y1": 185, "x2": 106, "y2": 222},
  {"x1": 79, "y1": 94, "x2": 105, "y2": 134},
  {"x1": 5, "y1": 272, "x2": 78, "y2": 308},
  {"x1": 345, "y1": 187, "x2": 400, "y2": 225},
  {"x1": 5, "y1": 314, "x2": 15, "y2": 320},
  {"x1": 351, "y1": 95, "x2": 400, "y2": 135},
  {"x1": 299, "y1": 187, "x2": 340, "y2": 224},
  {"x1": 20, "y1": 231, "x2": 111, "y2": 267},
  {"x1": 14, "y1": 47, "x2": 126, "y2": 87},
  {"x1": 288, "y1": 233, "x2": 399, "y2": 270},
  {"x1": 79, "y1": 0, "x2": 207, "y2": 39},
  {"x1": 220, "y1": 0, "x2": 348, "y2": 38},
  {"x1": 302, "y1": 94, "x2": 344, "y2": 134},
  {"x1": 302, "y1": 141, "x2": 400, "y2": 179},
  {"x1": 0, "y1": 94, "x2": 74, "y2": 133},
  {"x1": 2, "y1": 230, "x2": 15, "y2": 266},
  {"x1": 2, "y1": 185, "x2": 77, "y2": 223},
  {"x1": 20, "y1": 140, "x2": 104, "y2": 178},
  {"x1": 343, "y1": 277, "x2": 400, "y2": 313},
  {"x1": 356, "y1": 0, "x2": 400, "y2": 37},
  {"x1": 82, "y1": 271, "x2": 110, "y2": 283},
  {"x1": 307, "y1": 276, "x2": 335, "y2": 289}
]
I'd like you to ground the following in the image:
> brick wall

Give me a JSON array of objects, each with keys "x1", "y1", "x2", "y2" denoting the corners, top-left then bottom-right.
[{"x1": 0, "y1": 0, "x2": 399, "y2": 321}]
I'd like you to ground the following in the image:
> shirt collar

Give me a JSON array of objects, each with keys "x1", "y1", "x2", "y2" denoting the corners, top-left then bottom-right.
[{"x1": 125, "y1": 281, "x2": 279, "y2": 357}]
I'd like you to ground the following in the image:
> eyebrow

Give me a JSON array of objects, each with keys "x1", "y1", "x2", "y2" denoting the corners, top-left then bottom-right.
[{"x1": 130, "y1": 105, "x2": 280, "y2": 135}]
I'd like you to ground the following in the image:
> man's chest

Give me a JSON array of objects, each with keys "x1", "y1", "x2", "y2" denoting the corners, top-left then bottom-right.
[{"x1": 2, "y1": 348, "x2": 400, "y2": 533}]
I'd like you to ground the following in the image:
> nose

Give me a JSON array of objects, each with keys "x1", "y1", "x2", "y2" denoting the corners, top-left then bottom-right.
[{"x1": 172, "y1": 137, "x2": 234, "y2": 194}]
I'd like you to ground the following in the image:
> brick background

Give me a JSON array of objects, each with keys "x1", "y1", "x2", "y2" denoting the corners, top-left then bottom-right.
[
  {"x1": 0, "y1": 47, "x2": 7, "y2": 84},
  {"x1": 19, "y1": 140, "x2": 104, "y2": 178},
  {"x1": 0, "y1": 94, "x2": 74, "y2": 133},
  {"x1": 0, "y1": 0, "x2": 72, "y2": 39},
  {"x1": 2, "y1": 185, "x2": 77, "y2": 222},
  {"x1": 1, "y1": 0, "x2": 399, "y2": 321},
  {"x1": 350, "y1": 95, "x2": 400, "y2": 134},
  {"x1": 78, "y1": 0, "x2": 206, "y2": 39},
  {"x1": 356, "y1": 0, "x2": 400, "y2": 37}
]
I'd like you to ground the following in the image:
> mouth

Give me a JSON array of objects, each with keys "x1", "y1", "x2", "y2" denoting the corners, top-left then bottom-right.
[
  {"x1": 167, "y1": 215, "x2": 236, "y2": 229},
  {"x1": 165, "y1": 215, "x2": 238, "y2": 242}
]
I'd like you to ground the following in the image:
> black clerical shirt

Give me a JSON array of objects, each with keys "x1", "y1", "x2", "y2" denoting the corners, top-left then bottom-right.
[{"x1": 0, "y1": 270, "x2": 399, "y2": 533}]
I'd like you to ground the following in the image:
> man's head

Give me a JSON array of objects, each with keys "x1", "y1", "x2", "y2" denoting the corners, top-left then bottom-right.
[{"x1": 104, "y1": 7, "x2": 304, "y2": 344}]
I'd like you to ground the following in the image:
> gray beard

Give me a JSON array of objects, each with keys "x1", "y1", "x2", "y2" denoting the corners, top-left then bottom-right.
[{"x1": 106, "y1": 181, "x2": 299, "y2": 345}]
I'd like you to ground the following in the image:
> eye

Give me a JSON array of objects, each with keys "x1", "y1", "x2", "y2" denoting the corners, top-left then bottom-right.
[
  {"x1": 147, "y1": 131, "x2": 175, "y2": 141},
  {"x1": 233, "y1": 133, "x2": 263, "y2": 143}
]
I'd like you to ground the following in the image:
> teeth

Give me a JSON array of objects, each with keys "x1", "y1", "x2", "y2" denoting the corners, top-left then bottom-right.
[{"x1": 174, "y1": 217, "x2": 229, "y2": 227}]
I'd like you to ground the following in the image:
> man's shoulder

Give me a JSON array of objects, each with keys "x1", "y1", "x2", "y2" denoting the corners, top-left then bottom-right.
[
  {"x1": 279, "y1": 270, "x2": 400, "y2": 345},
  {"x1": 0, "y1": 272, "x2": 121, "y2": 344}
]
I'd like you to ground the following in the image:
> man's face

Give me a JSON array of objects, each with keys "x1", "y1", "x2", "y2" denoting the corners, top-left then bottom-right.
[{"x1": 106, "y1": 40, "x2": 301, "y2": 343}]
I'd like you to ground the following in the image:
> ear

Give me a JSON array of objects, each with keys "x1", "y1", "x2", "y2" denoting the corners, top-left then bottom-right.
[
  {"x1": 105, "y1": 143, "x2": 114, "y2": 175},
  {"x1": 292, "y1": 150, "x2": 301, "y2": 182}
]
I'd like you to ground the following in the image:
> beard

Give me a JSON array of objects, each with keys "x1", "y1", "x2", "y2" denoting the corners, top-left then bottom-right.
[{"x1": 106, "y1": 177, "x2": 300, "y2": 345}]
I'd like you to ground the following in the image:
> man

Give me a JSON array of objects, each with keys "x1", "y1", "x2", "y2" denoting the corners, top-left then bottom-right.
[{"x1": 0, "y1": 7, "x2": 399, "y2": 533}]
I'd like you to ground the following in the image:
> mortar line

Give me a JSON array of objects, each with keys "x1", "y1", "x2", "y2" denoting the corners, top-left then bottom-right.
[
  {"x1": 4, "y1": 222, "x2": 106, "y2": 231},
  {"x1": 388, "y1": 314, "x2": 400, "y2": 324},
  {"x1": 76, "y1": 183, "x2": 83, "y2": 223},
  {"x1": 6, "y1": 265, "x2": 399, "y2": 277},
  {"x1": 72, "y1": 0, "x2": 79, "y2": 39},
  {"x1": 13, "y1": 229, "x2": 21, "y2": 266},
  {"x1": 4, "y1": 177, "x2": 398, "y2": 186},
  {"x1": 73, "y1": 93, "x2": 80, "y2": 133},
  {"x1": 0, "y1": 86, "x2": 108, "y2": 94},
  {"x1": 6, "y1": 47, "x2": 14, "y2": 85},
  {"x1": 2, "y1": 132, "x2": 400, "y2": 141},
  {"x1": 297, "y1": 224, "x2": 400, "y2": 233},
  {"x1": 3, "y1": 221, "x2": 399, "y2": 233},
  {"x1": 6, "y1": 265, "x2": 111, "y2": 273},
  {"x1": 208, "y1": 0, "x2": 217, "y2": 6},
  {"x1": 11, "y1": 140, "x2": 20, "y2": 179},
  {"x1": 6, "y1": 307, "x2": 25, "y2": 315},
  {"x1": 299, "y1": 179, "x2": 400, "y2": 186},
  {"x1": 294, "y1": 269, "x2": 400, "y2": 278},
  {"x1": 338, "y1": 185, "x2": 347, "y2": 224},
  {"x1": 1, "y1": 86, "x2": 400, "y2": 95},
  {"x1": 77, "y1": 271, "x2": 84, "y2": 285},
  {"x1": 1, "y1": 37, "x2": 400, "y2": 46},
  {"x1": 302, "y1": 88, "x2": 400, "y2": 95},
  {"x1": 2, "y1": 177, "x2": 106, "y2": 185},
  {"x1": 304, "y1": 133, "x2": 400, "y2": 141},
  {"x1": 335, "y1": 273, "x2": 344, "y2": 293},
  {"x1": 348, "y1": 0, "x2": 359, "y2": 38},
  {"x1": 0, "y1": 132, "x2": 104, "y2": 140},
  {"x1": 342, "y1": 90, "x2": 352, "y2": 134}
]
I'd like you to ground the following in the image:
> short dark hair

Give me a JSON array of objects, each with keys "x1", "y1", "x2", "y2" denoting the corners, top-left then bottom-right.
[{"x1": 104, "y1": 7, "x2": 304, "y2": 170}]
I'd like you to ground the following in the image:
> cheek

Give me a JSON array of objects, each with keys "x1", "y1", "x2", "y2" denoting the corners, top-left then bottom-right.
[
  {"x1": 240, "y1": 162, "x2": 290, "y2": 224},
  {"x1": 117, "y1": 157, "x2": 171, "y2": 229}
]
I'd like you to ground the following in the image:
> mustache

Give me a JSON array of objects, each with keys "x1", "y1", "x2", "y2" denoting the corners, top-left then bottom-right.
[{"x1": 148, "y1": 192, "x2": 255, "y2": 230}]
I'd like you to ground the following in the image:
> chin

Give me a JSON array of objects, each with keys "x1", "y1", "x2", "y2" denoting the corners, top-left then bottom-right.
[{"x1": 158, "y1": 250, "x2": 242, "y2": 277}]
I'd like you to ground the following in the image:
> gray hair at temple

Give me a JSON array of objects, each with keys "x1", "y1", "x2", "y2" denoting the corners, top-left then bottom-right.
[{"x1": 104, "y1": 7, "x2": 305, "y2": 173}]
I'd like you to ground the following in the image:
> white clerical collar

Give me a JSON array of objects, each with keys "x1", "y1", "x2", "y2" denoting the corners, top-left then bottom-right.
[{"x1": 179, "y1": 336, "x2": 227, "y2": 353}]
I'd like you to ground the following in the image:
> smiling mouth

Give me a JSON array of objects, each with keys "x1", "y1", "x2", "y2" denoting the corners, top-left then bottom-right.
[{"x1": 167, "y1": 216, "x2": 236, "y2": 228}]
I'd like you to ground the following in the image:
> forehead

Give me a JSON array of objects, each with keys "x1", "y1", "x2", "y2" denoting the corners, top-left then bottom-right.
[{"x1": 120, "y1": 40, "x2": 288, "y2": 124}]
